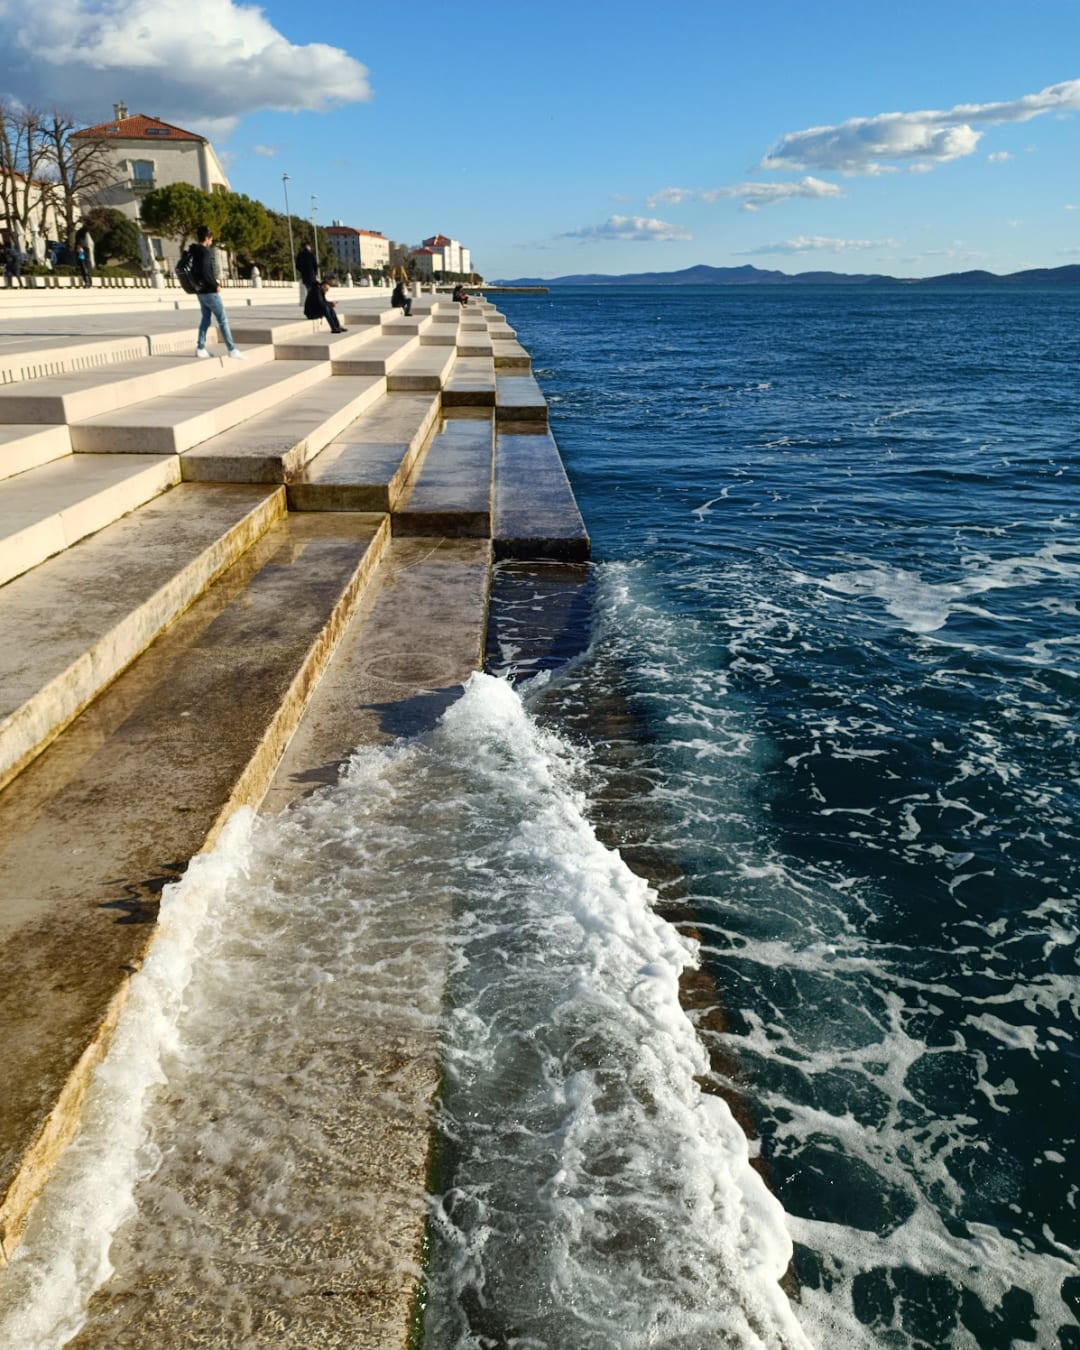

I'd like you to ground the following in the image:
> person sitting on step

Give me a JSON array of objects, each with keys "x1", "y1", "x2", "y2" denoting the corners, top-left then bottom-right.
[{"x1": 304, "y1": 276, "x2": 345, "y2": 333}]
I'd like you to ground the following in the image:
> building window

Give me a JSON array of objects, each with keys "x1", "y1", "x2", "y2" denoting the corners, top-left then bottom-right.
[{"x1": 131, "y1": 159, "x2": 155, "y2": 191}]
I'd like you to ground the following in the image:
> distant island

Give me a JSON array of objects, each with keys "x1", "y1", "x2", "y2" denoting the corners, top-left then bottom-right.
[{"x1": 491, "y1": 262, "x2": 1080, "y2": 288}]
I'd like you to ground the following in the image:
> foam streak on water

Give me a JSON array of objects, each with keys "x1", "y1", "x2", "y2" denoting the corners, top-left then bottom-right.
[
  {"x1": 425, "y1": 676, "x2": 808, "y2": 1349},
  {"x1": 0, "y1": 674, "x2": 806, "y2": 1348}
]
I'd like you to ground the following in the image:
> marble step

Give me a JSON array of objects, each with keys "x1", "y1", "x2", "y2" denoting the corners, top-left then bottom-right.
[
  {"x1": 492, "y1": 338, "x2": 531, "y2": 369},
  {"x1": 493, "y1": 424, "x2": 590, "y2": 562},
  {"x1": 287, "y1": 392, "x2": 441, "y2": 511},
  {"x1": 0, "y1": 349, "x2": 272, "y2": 425},
  {"x1": 0, "y1": 424, "x2": 72, "y2": 480},
  {"x1": 331, "y1": 332, "x2": 420, "y2": 377},
  {"x1": 0, "y1": 510, "x2": 391, "y2": 1264},
  {"x1": 495, "y1": 371, "x2": 548, "y2": 422},
  {"x1": 68, "y1": 359, "x2": 330, "y2": 455},
  {"x1": 442, "y1": 356, "x2": 496, "y2": 408},
  {"x1": 385, "y1": 344, "x2": 457, "y2": 392},
  {"x1": 67, "y1": 532, "x2": 490, "y2": 1347},
  {"x1": 0, "y1": 334, "x2": 153, "y2": 388},
  {"x1": 272, "y1": 326, "x2": 386, "y2": 362},
  {"x1": 0, "y1": 483, "x2": 285, "y2": 791},
  {"x1": 180, "y1": 373, "x2": 387, "y2": 483},
  {"x1": 0, "y1": 452, "x2": 180, "y2": 587},
  {"x1": 393, "y1": 409, "x2": 494, "y2": 538}
]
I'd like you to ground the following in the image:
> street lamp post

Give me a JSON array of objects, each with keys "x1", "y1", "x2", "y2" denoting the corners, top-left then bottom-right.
[{"x1": 282, "y1": 174, "x2": 296, "y2": 281}]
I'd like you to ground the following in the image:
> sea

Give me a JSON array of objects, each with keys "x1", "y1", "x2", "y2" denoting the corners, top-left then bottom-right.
[{"x1": 0, "y1": 284, "x2": 1077, "y2": 1349}]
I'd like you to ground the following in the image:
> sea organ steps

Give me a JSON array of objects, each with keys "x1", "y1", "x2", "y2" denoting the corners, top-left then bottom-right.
[{"x1": 0, "y1": 294, "x2": 589, "y2": 1342}]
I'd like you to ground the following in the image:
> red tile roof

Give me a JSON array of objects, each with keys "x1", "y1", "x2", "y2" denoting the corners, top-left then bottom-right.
[{"x1": 73, "y1": 114, "x2": 205, "y2": 142}]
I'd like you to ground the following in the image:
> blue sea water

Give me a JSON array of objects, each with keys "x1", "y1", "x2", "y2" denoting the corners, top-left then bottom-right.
[
  {"x1": 457, "y1": 285, "x2": 1080, "y2": 1347},
  {"x1": 1, "y1": 285, "x2": 1076, "y2": 1350}
]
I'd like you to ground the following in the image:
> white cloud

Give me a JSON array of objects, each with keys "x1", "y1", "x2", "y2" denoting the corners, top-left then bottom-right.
[
  {"x1": 646, "y1": 176, "x2": 844, "y2": 212},
  {"x1": 760, "y1": 78, "x2": 1080, "y2": 176},
  {"x1": 560, "y1": 215, "x2": 691, "y2": 242},
  {"x1": 1065, "y1": 203, "x2": 1079, "y2": 211},
  {"x1": 251, "y1": 144, "x2": 280, "y2": 158},
  {"x1": 988, "y1": 150, "x2": 1012, "y2": 163},
  {"x1": 738, "y1": 235, "x2": 898, "y2": 256},
  {"x1": 0, "y1": 0, "x2": 371, "y2": 134}
]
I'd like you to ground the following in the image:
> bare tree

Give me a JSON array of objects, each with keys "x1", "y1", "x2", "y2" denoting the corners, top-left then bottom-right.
[{"x1": 0, "y1": 102, "x2": 121, "y2": 253}]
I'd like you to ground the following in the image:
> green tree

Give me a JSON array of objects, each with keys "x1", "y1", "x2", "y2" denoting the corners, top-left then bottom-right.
[
  {"x1": 218, "y1": 192, "x2": 272, "y2": 258},
  {"x1": 139, "y1": 182, "x2": 224, "y2": 246},
  {"x1": 82, "y1": 207, "x2": 141, "y2": 264}
]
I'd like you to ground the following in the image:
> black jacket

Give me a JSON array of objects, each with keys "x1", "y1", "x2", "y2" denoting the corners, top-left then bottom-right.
[
  {"x1": 296, "y1": 248, "x2": 319, "y2": 287},
  {"x1": 188, "y1": 243, "x2": 218, "y2": 293}
]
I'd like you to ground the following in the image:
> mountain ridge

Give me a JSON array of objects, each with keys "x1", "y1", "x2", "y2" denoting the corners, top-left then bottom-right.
[{"x1": 490, "y1": 262, "x2": 1080, "y2": 288}]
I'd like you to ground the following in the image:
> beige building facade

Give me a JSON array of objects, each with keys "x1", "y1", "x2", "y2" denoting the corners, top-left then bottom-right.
[
  {"x1": 325, "y1": 222, "x2": 390, "y2": 275},
  {"x1": 73, "y1": 103, "x2": 229, "y2": 265}
]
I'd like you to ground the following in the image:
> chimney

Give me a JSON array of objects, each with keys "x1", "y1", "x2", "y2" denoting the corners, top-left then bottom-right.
[{"x1": 113, "y1": 102, "x2": 128, "y2": 121}]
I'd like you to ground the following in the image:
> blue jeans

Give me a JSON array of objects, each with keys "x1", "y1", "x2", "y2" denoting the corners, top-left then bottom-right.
[{"x1": 197, "y1": 292, "x2": 237, "y2": 351}]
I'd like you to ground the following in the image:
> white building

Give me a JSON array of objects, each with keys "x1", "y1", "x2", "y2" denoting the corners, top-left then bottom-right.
[
  {"x1": 325, "y1": 222, "x2": 390, "y2": 275},
  {"x1": 72, "y1": 103, "x2": 229, "y2": 264},
  {"x1": 417, "y1": 233, "x2": 473, "y2": 279}
]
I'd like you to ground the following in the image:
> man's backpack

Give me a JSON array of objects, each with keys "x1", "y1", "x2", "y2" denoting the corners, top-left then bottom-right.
[{"x1": 175, "y1": 246, "x2": 201, "y2": 294}]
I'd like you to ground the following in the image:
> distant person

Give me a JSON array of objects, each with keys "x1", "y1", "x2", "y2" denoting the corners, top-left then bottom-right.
[
  {"x1": 391, "y1": 280, "x2": 412, "y2": 317},
  {"x1": 189, "y1": 225, "x2": 246, "y2": 360},
  {"x1": 4, "y1": 244, "x2": 23, "y2": 288},
  {"x1": 76, "y1": 242, "x2": 92, "y2": 287},
  {"x1": 304, "y1": 276, "x2": 345, "y2": 333},
  {"x1": 452, "y1": 283, "x2": 469, "y2": 306},
  {"x1": 296, "y1": 241, "x2": 320, "y2": 300}
]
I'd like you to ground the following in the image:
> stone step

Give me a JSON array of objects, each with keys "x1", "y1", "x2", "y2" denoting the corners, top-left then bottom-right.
[
  {"x1": 457, "y1": 332, "x2": 494, "y2": 358},
  {"x1": 487, "y1": 322, "x2": 518, "y2": 342},
  {"x1": 0, "y1": 349, "x2": 273, "y2": 425},
  {"x1": 492, "y1": 338, "x2": 532, "y2": 369},
  {"x1": 0, "y1": 510, "x2": 390, "y2": 1263},
  {"x1": 0, "y1": 334, "x2": 153, "y2": 388},
  {"x1": 69, "y1": 359, "x2": 330, "y2": 455},
  {"x1": 0, "y1": 424, "x2": 72, "y2": 480},
  {"x1": 180, "y1": 373, "x2": 386, "y2": 483},
  {"x1": 331, "y1": 332, "x2": 419, "y2": 377},
  {"x1": 271, "y1": 326, "x2": 384, "y2": 362},
  {"x1": 393, "y1": 409, "x2": 494, "y2": 538},
  {"x1": 493, "y1": 424, "x2": 590, "y2": 562},
  {"x1": 228, "y1": 316, "x2": 319, "y2": 346},
  {"x1": 442, "y1": 356, "x2": 496, "y2": 408},
  {"x1": 65, "y1": 533, "x2": 489, "y2": 1348},
  {"x1": 287, "y1": 392, "x2": 441, "y2": 511},
  {"x1": 385, "y1": 344, "x2": 457, "y2": 393},
  {"x1": 420, "y1": 327, "x2": 460, "y2": 347},
  {"x1": 0, "y1": 453, "x2": 181, "y2": 587},
  {"x1": 496, "y1": 371, "x2": 548, "y2": 422},
  {"x1": 0, "y1": 483, "x2": 285, "y2": 792}
]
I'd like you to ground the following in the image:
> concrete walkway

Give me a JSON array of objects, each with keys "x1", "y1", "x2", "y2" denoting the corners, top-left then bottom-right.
[{"x1": 0, "y1": 290, "x2": 588, "y2": 1345}]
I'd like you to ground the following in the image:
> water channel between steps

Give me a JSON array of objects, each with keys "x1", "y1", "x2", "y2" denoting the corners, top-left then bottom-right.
[{"x1": 0, "y1": 572, "x2": 804, "y2": 1349}]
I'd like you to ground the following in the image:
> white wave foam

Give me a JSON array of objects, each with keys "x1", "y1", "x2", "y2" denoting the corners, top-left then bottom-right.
[{"x1": 0, "y1": 812, "x2": 255, "y2": 1347}]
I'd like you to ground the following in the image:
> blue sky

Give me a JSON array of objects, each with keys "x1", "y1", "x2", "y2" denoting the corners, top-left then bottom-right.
[{"x1": 2, "y1": 0, "x2": 1078, "y2": 279}]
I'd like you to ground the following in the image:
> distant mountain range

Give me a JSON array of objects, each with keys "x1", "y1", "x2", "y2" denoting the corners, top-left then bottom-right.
[{"x1": 490, "y1": 262, "x2": 1080, "y2": 288}]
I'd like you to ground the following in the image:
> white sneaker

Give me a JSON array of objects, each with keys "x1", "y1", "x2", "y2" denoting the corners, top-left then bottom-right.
[
  {"x1": 195, "y1": 348, "x2": 211, "y2": 359},
  {"x1": 228, "y1": 349, "x2": 247, "y2": 361}
]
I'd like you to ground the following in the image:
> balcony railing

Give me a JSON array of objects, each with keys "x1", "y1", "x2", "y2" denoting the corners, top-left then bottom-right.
[{"x1": 129, "y1": 177, "x2": 156, "y2": 191}]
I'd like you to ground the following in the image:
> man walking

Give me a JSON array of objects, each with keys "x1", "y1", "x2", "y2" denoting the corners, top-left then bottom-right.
[{"x1": 189, "y1": 226, "x2": 245, "y2": 360}]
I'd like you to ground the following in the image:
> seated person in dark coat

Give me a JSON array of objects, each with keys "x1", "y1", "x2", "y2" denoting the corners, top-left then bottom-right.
[
  {"x1": 391, "y1": 280, "x2": 412, "y2": 317},
  {"x1": 304, "y1": 278, "x2": 344, "y2": 333}
]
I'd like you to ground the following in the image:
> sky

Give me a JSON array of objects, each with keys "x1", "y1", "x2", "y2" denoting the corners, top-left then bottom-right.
[{"x1": 1, "y1": 0, "x2": 1078, "y2": 280}]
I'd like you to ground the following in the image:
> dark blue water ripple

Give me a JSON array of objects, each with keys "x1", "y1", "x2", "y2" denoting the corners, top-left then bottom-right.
[{"x1": 499, "y1": 285, "x2": 1080, "y2": 1348}]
